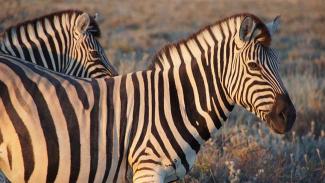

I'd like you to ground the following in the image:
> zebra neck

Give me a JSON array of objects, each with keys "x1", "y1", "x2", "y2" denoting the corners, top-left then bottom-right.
[
  {"x1": 151, "y1": 29, "x2": 237, "y2": 141},
  {"x1": 170, "y1": 50, "x2": 234, "y2": 143},
  {"x1": 0, "y1": 15, "x2": 75, "y2": 66}
]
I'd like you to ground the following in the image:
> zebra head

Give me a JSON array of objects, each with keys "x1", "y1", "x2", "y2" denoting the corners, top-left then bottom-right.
[
  {"x1": 71, "y1": 12, "x2": 118, "y2": 77},
  {"x1": 228, "y1": 15, "x2": 295, "y2": 134}
]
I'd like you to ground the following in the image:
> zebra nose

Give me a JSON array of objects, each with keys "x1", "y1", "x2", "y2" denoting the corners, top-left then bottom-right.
[{"x1": 267, "y1": 94, "x2": 296, "y2": 134}]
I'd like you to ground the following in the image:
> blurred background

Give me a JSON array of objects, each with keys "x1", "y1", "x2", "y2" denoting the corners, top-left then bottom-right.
[{"x1": 0, "y1": 0, "x2": 324, "y2": 182}]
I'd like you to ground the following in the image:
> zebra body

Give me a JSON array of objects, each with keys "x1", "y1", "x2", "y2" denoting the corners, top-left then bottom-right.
[
  {"x1": 0, "y1": 13, "x2": 295, "y2": 182},
  {"x1": 0, "y1": 10, "x2": 118, "y2": 78}
]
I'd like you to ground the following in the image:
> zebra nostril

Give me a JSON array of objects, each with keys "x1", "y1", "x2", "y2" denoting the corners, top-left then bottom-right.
[
  {"x1": 277, "y1": 110, "x2": 287, "y2": 124},
  {"x1": 281, "y1": 112, "x2": 286, "y2": 122}
]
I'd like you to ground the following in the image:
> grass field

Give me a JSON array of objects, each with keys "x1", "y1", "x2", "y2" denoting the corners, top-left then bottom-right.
[{"x1": 0, "y1": 0, "x2": 324, "y2": 182}]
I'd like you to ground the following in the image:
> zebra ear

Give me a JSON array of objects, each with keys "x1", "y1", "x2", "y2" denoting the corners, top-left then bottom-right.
[
  {"x1": 75, "y1": 13, "x2": 90, "y2": 35},
  {"x1": 239, "y1": 16, "x2": 254, "y2": 42},
  {"x1": 266, "y1": 16, "x2": 280, "y2": 36},
  {"x1": 93, "y1": 13, "x2": 99, "y2": 21}
]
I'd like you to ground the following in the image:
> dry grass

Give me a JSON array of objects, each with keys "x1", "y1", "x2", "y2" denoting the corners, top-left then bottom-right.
[{"x1": 0, "y1": 0, "x2": 324, "y2": 182}]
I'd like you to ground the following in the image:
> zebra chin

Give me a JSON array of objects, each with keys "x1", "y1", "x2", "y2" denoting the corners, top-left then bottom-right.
[{"x1": 266, "y1": 94, "x2": 296, "y2": 134}]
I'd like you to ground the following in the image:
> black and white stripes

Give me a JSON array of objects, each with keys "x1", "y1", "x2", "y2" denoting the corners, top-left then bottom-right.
[
  {"x1": 0, "y1": 10, "x2": 118, "y2": 78},
  {"x1": 0, "y1": 13, "x2": 295, "y2": 182}
]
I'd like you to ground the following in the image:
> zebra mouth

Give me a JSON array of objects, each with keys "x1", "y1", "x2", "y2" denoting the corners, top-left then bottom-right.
[{"x1": 266, "y1": 94, "x2": 296, "y2": 134}]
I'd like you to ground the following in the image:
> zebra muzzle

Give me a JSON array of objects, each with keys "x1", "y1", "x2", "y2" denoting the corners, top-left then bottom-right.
[{"x1": 266, "y1": 94, "x2": 296, "y2": 134}]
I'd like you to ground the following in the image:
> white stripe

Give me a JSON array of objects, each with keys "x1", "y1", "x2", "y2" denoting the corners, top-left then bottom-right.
[
  {"x1": 19, "y1": 26, "x2": 37, "y2": 64},
  {"x1": 162, "y1": 70, "x2": 193, "y2": 176},
  {"x1": 44, "y1": 18, "x2": 60, "y2": 71},
  {"x1": 11, "y1": 29, "x2": 25, "y2": 59},
  {"x1": 129, "y1": 72, "x2": 146, "y2": 162},
  {"x1": 3, "y1": 32, "x2": 17, "y2": 57},
  {"x1": 27, "y1": 23, "x2": 49, "y2": 68}
]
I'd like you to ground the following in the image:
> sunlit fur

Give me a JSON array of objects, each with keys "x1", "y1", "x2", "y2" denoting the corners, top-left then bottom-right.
[{"x1": 0, "y1": 10, "x2": 117, "y2": 78}]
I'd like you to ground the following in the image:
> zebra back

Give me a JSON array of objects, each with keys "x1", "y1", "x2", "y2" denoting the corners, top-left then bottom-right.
[{"x1": 0, "y1": 10, "x2": 118, "y2": 78}]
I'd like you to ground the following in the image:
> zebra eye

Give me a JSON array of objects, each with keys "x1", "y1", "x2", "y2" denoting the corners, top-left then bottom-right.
[
  {"x1": 248, "y1": 62, "x2": 260, "y2": 70},
  {"x1": 90, "y1": 50, "x2": 100, "y2": 58}
]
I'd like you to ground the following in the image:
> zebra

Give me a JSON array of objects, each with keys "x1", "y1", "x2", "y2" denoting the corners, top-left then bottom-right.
[
  {"x1": 0, "y1": 10, "x2": 118, "y2": 78},
  {"x1": 0, "y1": 13, "x2": 295, "y2": 182}
]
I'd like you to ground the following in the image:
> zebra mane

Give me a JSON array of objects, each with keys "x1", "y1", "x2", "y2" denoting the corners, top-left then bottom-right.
[
  {"x1": 149, "y1": 13, "x2": 271, "y2": 69},
  {"x1": 0, "y1": 9, "x2": 101, "y2": 38}
]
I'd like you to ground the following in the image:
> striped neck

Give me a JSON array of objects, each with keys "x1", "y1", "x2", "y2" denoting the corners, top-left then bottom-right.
[
  {"x1": 0, "y1": 11, "x2": 81, "y2": 61},
  {"x1": 150, "y1": 16, "x2": 247, "y2": 140}
]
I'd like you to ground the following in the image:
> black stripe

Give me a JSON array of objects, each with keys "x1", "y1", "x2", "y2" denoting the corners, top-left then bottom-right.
[
  {"x1": 33, "y1": 22, "x2": 54, "y2": 70},
  {"x1": 24, "y1": 25, "x2": 43, "y2": 65},
  {"x1": 113, "y1": 76, "x2": 128, "y2": 182},
  {"x1": 157, "y1": 72, "x2": 189, "y2": 172},
  {"x1": 191, "y1": 51, "x2": 208, "y2": 111},
  {"x1": 7, "y1": 146, "x2": 12, "y2": 170},
  {"x1": 222, "y1": 21, "x2": 231, "y2": 85},
  {"x1": 125, "y1": 74, "x2": 141, "y2": 178},
  {"x1": 147, "y1": 141, "x2": 160, "y2": 158},
  {"x1": 102, "y1": 79, "x2": 115, "y2": 182},
  {"x1": 151, "y1": 72, "x2": 173, "y2": 164},
  {"x1": 0, "y1": 127, "x2": 3, "y2": 144},
  {"x1": 165, "y1": 48, "x2": 174, "y2": 67},
  {"x1": 168, "y1": 68, "x2": 200, "y2": 153},
  {"x1": 218, "y1": 25, "x2": 225, "y2": 75},
  {"x1": 15, "y1": 28, "x2": 32, "y2": 61},
  {"x1": 0, "y1": 81, "x2": 34, "y2": 181},
  {"x1": 30, "y1": 23, "x2": 47, "y2": 66},
  {"x1": 151, "y1": 127, "x2": 173, "y2": 167},
  {"x1": 154, "y1": 57, "x2": 163, "y2": 69},
  {"x1": 0, "y1": 39, "x2": 11, "y2": 54},
  {"x1": 131, "y1": 72, "x2": 149, "y2": 159},
  {"x1": 6, "y1": 30, "x2": 20, "y2": 57},
  {"x1": 58, "y1": 15, "x2": 68, "y2": 70},
  {"x1": 49, "y1": 16, "x2": 63, "y2": 72},
  {"x1": 139, "y1": 159, "x2": 161, "y2": 165},
  {"x1": 42, "y1": 18, "x2": 59, "y2": 71},
  {"x1": 193, "y1": 37, "x2": 207, "y2": 65},
  {"x1": 180, "y1": 45, "x2": 210, "y2": 140},
  {"x1": 88, "y1": 80, "x2": 100, "y2": 183}
]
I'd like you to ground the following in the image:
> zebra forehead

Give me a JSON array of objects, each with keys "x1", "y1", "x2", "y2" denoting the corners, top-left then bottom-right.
[
  {"x1": 0, "y1": 9, "x2": 101, "y2": 38},
  {"x1": 150, "y1": 13, "x2": 271, "y2": 67}
]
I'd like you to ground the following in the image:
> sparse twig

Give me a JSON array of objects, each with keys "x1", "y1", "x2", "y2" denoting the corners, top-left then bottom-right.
[{"x1": 210, "y1": 168, "x2": 217, "y2": 183}]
